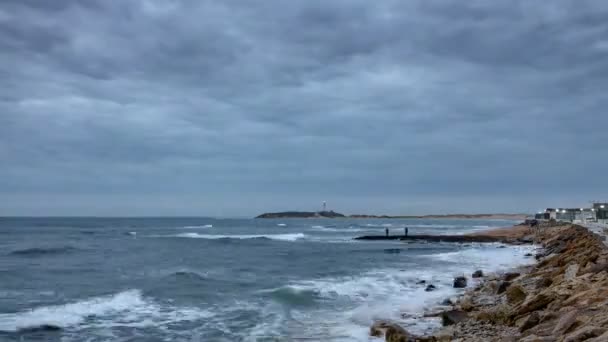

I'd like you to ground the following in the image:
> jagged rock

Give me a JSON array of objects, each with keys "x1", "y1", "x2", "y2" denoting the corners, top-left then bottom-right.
[
  {"x1": 453, "y1": 276, "x2": 467, "y2": 288},
  {"x1": 425, "y1": 284, "x2": 436, "y2": 292},
  {"x1": 516, "y1": 292, "x2": 553, "y2": 316},
  {"x1": 441, "y1": 310, "x2": 468, "y2": 326},
  {"x1": 417, "y1": 280, "x2": 426, "y2": 285},
  {"x1": 564, "y1": 264, "x2": 580, "y2": 280},
  {"x1": 586, "y1": 330, "x2": 608, "y2": 342},
  {"x1": 497, "y1": 281, "x2": 511, "y2": 294},
  {"x1": 519, "y1": 312, "x2": 541, "y2": 332},
  {"x1": 370, "y1": 321, "x2": 409, "y2": 341},
  {"x1": 563, "y1": 326, "x2": 607, "y2": 342},
  {"x1": 535, "y1": 276, "x2": 553, "y2": 289},
  {"x1": 506, "y1": 284, "x2": 527, "y2": 304},
  {"x1": 472, "y1": 270, "x2": 484, "y2": 278},
  {"x1": 519, "y1": 335, "x2": 556, "y2": 342},
  {"x1": 552, "y1": 309, "x2": 578, "y2": 335},
  {"x1": 504, "y1": 272, "x2": 521, "y2": 281}
]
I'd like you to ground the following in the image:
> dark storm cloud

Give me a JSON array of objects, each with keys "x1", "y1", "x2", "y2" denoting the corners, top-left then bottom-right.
[{"x1": 1, "y1": 0, "x2": 607, "y2": 216}]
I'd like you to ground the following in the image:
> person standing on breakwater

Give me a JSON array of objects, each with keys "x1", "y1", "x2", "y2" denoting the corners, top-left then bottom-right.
[
  {"x1": 385, "y1": 228, "x2": 389, "y2": 237},
  {"x1": 404, "y1": 227, "x2": 408, "y2": 237}
]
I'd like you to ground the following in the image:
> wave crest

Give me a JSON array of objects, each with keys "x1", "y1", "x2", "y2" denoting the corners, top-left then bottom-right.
[{"x1": 170, "y1": 233, "x2": 306, "y2": 242}]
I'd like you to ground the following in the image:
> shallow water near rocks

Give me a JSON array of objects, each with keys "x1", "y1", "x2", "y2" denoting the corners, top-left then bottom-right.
[{"x1": 0, "y1": 217, "x2": 535, "y2": 341}]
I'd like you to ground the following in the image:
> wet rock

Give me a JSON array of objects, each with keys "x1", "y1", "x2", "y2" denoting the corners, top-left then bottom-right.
[
  {"x1": 497, "y1": 281, "x2": 511, "y2": 294},
  {"x1": 453, "y1": 276, "x2": 467, "y2": 288},
  {"x1": 425, "y1": 284, "x2": 436, "y2": 292},
  {"x1": 472, "y1": 270, "x2": 484, "y2": 278},
  {"x1": 519, "y1": 312, "x2": 541, "y2": 332},
  {"x1": 416, "y1": 280, "x2": 426, "y2": 285},
  {"x1": 441, "y1": 310, "x2": 469, "y2": 326},
  {"x1": 441, "y1": 297, "x2": 455, "y2": 306},
  {"x1": 504, "y1": 272, "x2": 521, "y2": 281},
  {"x1": 506, "y1": 284, "x2": 527, "y2": 304},
  {"x1": 525, "y1": 253, "x2": 534, "y2": 257}
]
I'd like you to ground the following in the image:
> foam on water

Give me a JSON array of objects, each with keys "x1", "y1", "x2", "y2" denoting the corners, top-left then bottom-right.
[
  {"x1": 170, "y1": 232, "x2": 307, "y2": 242},
  {"x1": 181, "y1": 224, "x2": 213, "y2": 229},
  {"x1": 0, "y1": 290, "x2": 213, "y2": 333},
  {"x1": 253, "y1": 244, "x2": 537, "y2": 340}
]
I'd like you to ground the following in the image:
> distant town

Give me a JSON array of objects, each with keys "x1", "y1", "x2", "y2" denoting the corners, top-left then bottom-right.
[{"x1": 535, "y1": 202, "x2": 608, "y2": 225}]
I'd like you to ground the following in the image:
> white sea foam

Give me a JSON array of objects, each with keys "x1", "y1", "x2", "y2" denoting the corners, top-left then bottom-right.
[
  {"x1": 181, "y1": 224, "x2": 213, "y2": 229},
  {"x1": 277, "y1": 223, "x2": 287, "y2": 227},
  {"x1": 172, "y1": 232, "x2": 306, "y2": 242},
  {"x1": 0, "y1": 289, "x2": 212, "y2": 332},
  {"x1": 257, "y1": 244, "x2": 536, "y2": 340}
]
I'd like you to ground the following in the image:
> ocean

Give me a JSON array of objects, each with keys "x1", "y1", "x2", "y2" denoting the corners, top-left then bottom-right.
[{"x1": 0, "y1": 217, "x2": 535, "y2": 341}]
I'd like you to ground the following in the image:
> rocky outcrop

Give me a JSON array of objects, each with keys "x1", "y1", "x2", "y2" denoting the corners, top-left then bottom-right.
[
  {"x1": 255, "y1": 210, "x2": 345, "y2": 218},
  {"x1": 426, "y1": 224, "x2": 608, "y2": 341},
  {"x1": 453, "y1": 276, "x2": 468, "y2": 288}
]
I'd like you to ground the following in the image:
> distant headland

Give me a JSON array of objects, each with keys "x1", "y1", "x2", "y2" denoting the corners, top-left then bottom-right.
[
  {"x1": 255, "y1": 211, "x2": 527, "y2": 220},
  {"x1": 255, "y1": 211, "x2": 346, "y2": 219}
]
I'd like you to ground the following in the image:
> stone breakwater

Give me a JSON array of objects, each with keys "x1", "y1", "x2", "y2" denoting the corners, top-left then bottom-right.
[{"x1": 370, "y1": 223, "x2": 608, "y2": 342}]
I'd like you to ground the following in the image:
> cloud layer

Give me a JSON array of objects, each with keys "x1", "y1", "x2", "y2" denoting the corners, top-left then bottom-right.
[{"x1": 2, "y1": 0, "x2": 607, "y2": 216}]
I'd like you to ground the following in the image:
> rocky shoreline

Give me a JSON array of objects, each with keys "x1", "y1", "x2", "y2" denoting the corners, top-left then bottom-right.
[{"x1": 370, "y1": 222, "x2": 608, "y2": 341}]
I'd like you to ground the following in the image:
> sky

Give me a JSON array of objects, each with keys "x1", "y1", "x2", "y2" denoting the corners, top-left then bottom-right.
[{"x1": 1, "y1": 0, "x2": 608, "y2": 217}]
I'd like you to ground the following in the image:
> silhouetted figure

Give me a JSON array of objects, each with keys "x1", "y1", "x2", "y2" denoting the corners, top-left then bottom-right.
[
  {"x1": 405, "y1": 227, "x2": 409, "y2": 237},
  {"x1": 385, "y1": 228, "x2": 389, "y2": 237}
]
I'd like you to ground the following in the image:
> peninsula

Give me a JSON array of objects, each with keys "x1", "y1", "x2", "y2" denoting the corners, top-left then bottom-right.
[{"x1": 255, "y1": 210, "x2": 346, "y2": 219}]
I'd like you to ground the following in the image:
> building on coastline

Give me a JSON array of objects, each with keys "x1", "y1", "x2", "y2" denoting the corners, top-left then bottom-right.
[
  {"x1": 594, "y1": 203, "x2": 608, "y2": 224},
  {"x1": 537, "y1": 203, "x2": 608, "y2": 224}
]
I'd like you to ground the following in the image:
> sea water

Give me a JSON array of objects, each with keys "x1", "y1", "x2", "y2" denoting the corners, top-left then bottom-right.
[{"x1": 0, "y1": 217, "x2": 535, "y2": 341}]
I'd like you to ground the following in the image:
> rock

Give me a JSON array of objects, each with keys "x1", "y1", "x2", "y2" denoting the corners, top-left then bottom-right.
[
  {"x1": 517, "y1": 292, "x2": 553, "y2": 316},
  {"x1": 535, "y1": 276, "x2": 553, "y2": 289},
  {"x1": 506, "y1": 284, "x2": 527, "y2": 304},
  {"x1": 441, "y1": 310, "x2": 468, "y2": 326},
  {"x1": 504, "y1": 272, "x2": 521, "y2": 281},
  {"x1": 425, "y1": 284, "x2": 436, "y2": 292},
  {"x1": 587, "y1": 330, "x2": 608, "y2": 342},
  {"x1": 385, "y1": 325, "x2": 410, "y2": 342},
  {"x1": 552, "y1": 309, "x2": 579, "y2": 335},
  {"x1": 416, "y1": 280, "x2": 426, "y2": 285},
  {"x1": 564, "y1": 264, "x2": 580, "y2": 280},
  {"x1": 563, "y1": 326, "x2": 607, "y2": 342},
  {"x1": 472, "y1": 270, "x2": 484, "y2": 278},
  {"x1": 453, "y1": 276, "x2": 467, "y2": 288},
  {"x1": 525, "y1": 253, "x2": 533, "y2": 257},
  {"x1": 519, "y1": 312, "x2": 540, "y2": 332},
  {"x1": 519, "y1": 335, "x2": 556, "y2": 342},
  {"x1": 497, "y1": 281, "x2": 511, "y2": 294},
  {"x1": 441, "y1": 297, "x2": 454, "y2": 306}
]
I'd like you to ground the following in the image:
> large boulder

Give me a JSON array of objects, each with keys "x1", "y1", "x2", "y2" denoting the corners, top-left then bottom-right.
[
  {"x1": 441, "y1": 310, "x2": 469, "y2": 326},
  {"x1": 518, "y1": 312, "x2": 540, "y2": 332},
  {"x1": 506, "y1": 284, "x2": 527, "y2": 304},
  {"x1": 370, "y1": 321, "x2": 410, "y2": 342},
  {"x1": 453, "y1": 276, "x2": 467, "y2": 288},
  {"x1": 472, "y1": 270, "x2": 484, "y2": 278}
]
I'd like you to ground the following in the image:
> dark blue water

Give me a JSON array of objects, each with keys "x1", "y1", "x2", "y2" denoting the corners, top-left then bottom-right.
[{"x1": 0, "y1": 217, "x2": 533, "y2": 341}]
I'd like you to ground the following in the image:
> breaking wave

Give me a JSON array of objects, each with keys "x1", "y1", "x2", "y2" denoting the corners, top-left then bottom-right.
[
  {"x1": 181, "y1": 224, "x2": 213, "y2": 229},
  {"x1": 170, "y1": 233, "x2": 306, "y2": 242},
  {"x1": 0, "y1": 290, "x2": 212, "y2": 333}
]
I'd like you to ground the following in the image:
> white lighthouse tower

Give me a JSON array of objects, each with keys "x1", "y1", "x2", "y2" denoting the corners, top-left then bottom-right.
[{"x1": 322, "y1": 201, "x2": 327, "y2": 212}]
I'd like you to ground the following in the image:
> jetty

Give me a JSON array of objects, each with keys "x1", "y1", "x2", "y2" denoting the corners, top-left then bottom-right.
[{"x1": 354, "y1": 234, "x2": 504, "y2": 243}]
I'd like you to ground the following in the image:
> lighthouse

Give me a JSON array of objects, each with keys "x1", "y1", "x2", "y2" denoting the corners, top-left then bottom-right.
[{"x1": 322, "y1": 201, "x2": 327, "y2": 212}]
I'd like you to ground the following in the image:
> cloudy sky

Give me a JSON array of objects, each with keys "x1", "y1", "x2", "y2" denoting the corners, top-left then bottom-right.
[{"x1": 1, "y1": 0, "x2": 607, "y2": 216}]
